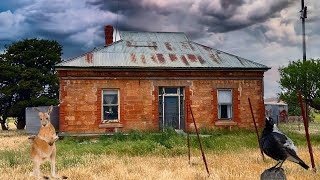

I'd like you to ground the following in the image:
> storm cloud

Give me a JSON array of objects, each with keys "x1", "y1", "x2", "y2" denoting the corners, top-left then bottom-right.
[{"x1": 0, "y1": 0, "x2": 319, "y2": 97}]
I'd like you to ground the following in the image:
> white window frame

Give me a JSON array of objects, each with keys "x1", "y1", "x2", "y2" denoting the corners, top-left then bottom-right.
[
  {"x1": 217, "y1": 89, "x2": 233, "y2": 120},
  {"x1": 102, "y1": 89, "x2": 120, "y2": 123}
]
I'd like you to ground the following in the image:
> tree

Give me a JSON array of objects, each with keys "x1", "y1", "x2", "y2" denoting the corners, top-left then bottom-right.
[
  {"x1": 0, "y1": 39, "x2": 62, "y2": 130},
  {"x1": 279, "y1": 59, "x2": 320, "y2": 115}
]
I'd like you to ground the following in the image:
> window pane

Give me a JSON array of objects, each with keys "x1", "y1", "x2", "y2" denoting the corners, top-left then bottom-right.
[
  {"x1": 103, "y1": 106, "x2": 118, "y2": 120},
  {"x1": 103, "y1": 94, "x2": 118, "y2": 104},
  {"x1": 220, "y1": 105, "x2": 228, "y2": 118},
  {"x1": 165, "y1": 88, "x2": 177, "y2": 94},
  {"x1": 219, "y1": 105, "x2": 232, "y2": 119},
  {"x1": 103, "y1": 90, "x2": 118, "y2": 95},
  {"x1": 218, "y1": 90, "x2": 232, "y2": 104}
]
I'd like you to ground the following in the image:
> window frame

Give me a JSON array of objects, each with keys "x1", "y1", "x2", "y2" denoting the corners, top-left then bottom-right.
[
  {"x1": 101, "y1": 89, "x2": 120, "y2": 123},
  {"x1": 217, "y1": 89, "x2": 233, "y2": 120}
]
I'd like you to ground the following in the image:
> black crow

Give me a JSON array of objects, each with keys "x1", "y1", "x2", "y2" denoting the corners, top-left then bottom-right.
[{"x1": 261, "y1": 117, "x2": 309, "y2": 170}]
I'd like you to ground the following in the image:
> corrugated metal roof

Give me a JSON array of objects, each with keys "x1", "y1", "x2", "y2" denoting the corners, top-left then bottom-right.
[
  {"x1": 265, "y1": 101, "x2": 288, "y2": 106},
  {"x1": 56, "y1": 31, "x2": 269, "y2": 70}
]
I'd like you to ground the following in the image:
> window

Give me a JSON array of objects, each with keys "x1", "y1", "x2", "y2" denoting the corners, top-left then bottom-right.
[
  {"x1": 102, "y1": 90, "x2": 119, "y2": 122},
  {"x1": 218, "y1": 90, "x2": 232, "y2": 119}
]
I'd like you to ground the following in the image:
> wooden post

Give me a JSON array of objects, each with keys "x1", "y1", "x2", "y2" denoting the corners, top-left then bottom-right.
[
  {"x1": 298, "y1": 90, "x2": 316, "y2": 172},
  {"x1": 248, "y1": 98, "x2": 265, "y2": 161},
  {"x1": 189, "y1": 105, "x2": 210, "y2": 176}
]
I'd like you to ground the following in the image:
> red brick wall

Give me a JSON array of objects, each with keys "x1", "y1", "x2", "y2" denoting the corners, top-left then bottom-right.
[{"x1": 58, "y1": 70, "x2": 265, "y2": 133}]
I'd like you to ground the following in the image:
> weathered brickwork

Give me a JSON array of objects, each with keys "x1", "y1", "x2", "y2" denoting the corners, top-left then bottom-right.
[{"x1": 58, "y1": 70, "x2": 265, "y2": 133}]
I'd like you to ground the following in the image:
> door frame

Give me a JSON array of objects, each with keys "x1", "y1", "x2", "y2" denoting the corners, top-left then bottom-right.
[{"x1": 159, "y1": 87, "x2": 184, "y2": 130}]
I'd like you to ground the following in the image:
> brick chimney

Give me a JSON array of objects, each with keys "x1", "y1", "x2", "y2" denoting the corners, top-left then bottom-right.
[{"x1": 104, "y1": 25, "x2": 113, "y2": 46}]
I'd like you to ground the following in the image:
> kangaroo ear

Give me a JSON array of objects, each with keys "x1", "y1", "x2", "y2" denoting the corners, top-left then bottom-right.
[
  {"x1": 47, "y1": 105, "x2": 53, "y2": 114},
  {"x1": 33, "y1": 107, "x2": 41, "y2": 113}
]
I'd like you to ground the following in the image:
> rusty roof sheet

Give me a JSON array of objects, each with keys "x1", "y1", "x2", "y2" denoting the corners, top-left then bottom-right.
[{"x1": 56, "y1": 31, "x2": 269, "y2": 70}]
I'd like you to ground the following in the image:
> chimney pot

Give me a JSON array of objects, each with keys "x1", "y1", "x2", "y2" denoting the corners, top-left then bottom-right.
[{"x1": 104, "y1": 25, "x2": 113, "y2": 46}]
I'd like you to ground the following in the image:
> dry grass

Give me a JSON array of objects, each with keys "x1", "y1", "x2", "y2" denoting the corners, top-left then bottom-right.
[
  {"x1": 0, "y1": 149, "x2": 319, "y2": 180},
  {"x1": 0, "y1": 130, "x2": 28, "y2": 151},
  {"x1": 0, "y1": 130, "x2": 319, "y2": 180}
]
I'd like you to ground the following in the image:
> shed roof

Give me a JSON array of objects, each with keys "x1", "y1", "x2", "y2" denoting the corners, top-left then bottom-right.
[
  {"x1": 56, "y1": 31, "x2": 270, "y2": 70},
  {"x1": 264, "y1": 101, "x2": 288, "y2": 106}
]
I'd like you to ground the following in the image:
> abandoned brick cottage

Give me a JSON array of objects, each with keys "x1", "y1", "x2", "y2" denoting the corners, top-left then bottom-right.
[{"x1": 55, "y1": 26, "x2": 270, "y2": 134}]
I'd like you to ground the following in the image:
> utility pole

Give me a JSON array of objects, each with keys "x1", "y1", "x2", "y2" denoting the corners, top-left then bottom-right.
[
  {"x1": 300, "y1": 0, "x2": 308, "y2": 123},
  {"x1": 301, "y1": 0, "x2": 307, "y2": 62}
]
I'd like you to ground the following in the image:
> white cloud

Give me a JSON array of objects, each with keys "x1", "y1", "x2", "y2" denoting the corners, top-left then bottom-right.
[
  {"x1": 67, "y1": 26, "x2": 101, "y2": 49},
  {"x1": 18, "y1": 0, "x2": 117, "y2": 34},
  {"x1": 264, "y1": 18, "x2": 300, "y2": 44},
  {"x1": 0, "y1": 10, "x2": 26, "y2": 40}
]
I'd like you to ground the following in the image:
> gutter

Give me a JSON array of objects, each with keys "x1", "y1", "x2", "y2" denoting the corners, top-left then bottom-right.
[{"x1": 55, "y1": 66, "x2": 271, "y2": 72}]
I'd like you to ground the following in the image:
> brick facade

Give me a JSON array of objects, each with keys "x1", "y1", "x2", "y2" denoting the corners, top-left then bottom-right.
[{"x1": 58, "y1": 70, "x2": 265, "y2": 133}]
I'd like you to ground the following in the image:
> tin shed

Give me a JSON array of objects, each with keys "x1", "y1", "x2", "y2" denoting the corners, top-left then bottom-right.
[
  {"x1": 265, "y1": 101, "x2": 288, "y2": 123},
  {"x1": 25, "y1": 106, "x2": 59, "y2": 135}
]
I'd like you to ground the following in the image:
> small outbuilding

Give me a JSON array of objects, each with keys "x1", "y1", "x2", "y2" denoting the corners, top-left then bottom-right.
[
  {"x1": 265, "y1": 101, "x2": 288, "y2": 123},
  {"x1": 55, "y1": 26, "x2": 270, "y2": 134},
  {"x1": 25, "y1": 106, "x2": 60, "y2": 135}
]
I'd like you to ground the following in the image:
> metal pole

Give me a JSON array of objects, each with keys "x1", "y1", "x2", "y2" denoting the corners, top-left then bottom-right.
[
  {"x1": 189, "y1": 105, "x2": 210, "y2": 176},
  {"x1": 298, "y1": 90, "x2": 316, "y2": 172},
  {"x1": 248, "y1": 98, "x2": 265, "y2": 161},
  {"x1": 187, "y1": 132, "x2": 190, "y2": 164},
  {"x1": 301, "y1": 0, "x2": 307, "y2": 62}
]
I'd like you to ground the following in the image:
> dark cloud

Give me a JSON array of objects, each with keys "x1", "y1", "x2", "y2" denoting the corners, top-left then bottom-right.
[
  {"x1": 198, "y1": 0, "x2": 243, "y2": 20},
  {"x1": 1, "y1": 0, "x2": 320, "y2": 98},
  {"x1": 87, "y1": 0, "x2": 147, "y2": 16},
  {"x1": 88, "y1": 0, "x2": 293, "y2": 34}
]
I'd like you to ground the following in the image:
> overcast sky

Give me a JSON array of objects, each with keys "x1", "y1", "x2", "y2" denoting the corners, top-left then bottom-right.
[{"x1": 1, "y1": 0, "x2": 319, "y2": 98}]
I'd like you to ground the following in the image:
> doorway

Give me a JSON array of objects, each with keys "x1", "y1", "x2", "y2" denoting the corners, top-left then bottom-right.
[{"x1": 158, "y1": 87, "x2": 185, "y2": 130}]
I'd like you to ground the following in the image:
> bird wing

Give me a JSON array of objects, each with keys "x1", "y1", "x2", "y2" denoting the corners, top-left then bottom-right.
[
  {"x1": 272, "y1": 125, "x2": 298, "y2": 151},
  {"x1": 271, "y1": 132, "x2": 305, "y2": 164},
  {"x1": 261, "y1": 132, "x2": 288, "y2": 161},
  {"x1": 272, "y1": 132, "x2": 298, "y2": 153}
]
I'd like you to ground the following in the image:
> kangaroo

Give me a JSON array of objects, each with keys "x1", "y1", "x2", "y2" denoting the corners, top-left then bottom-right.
[{"x1": 30, "y1": 106, "x2": 67, "y2": 179}]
